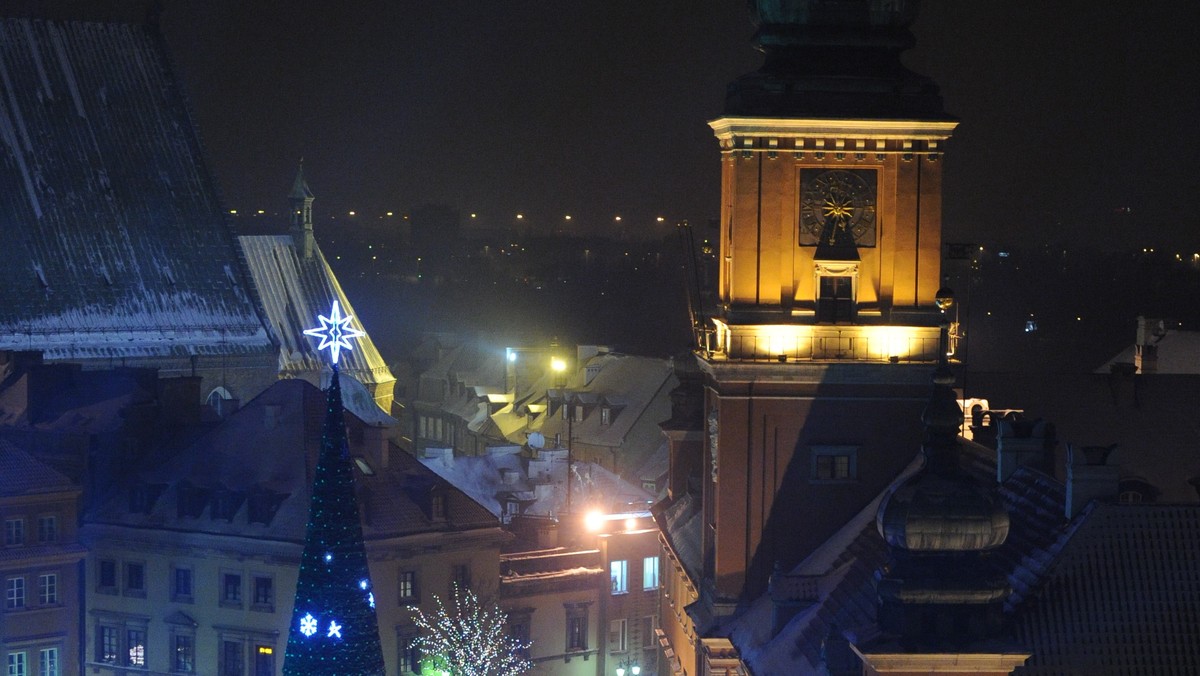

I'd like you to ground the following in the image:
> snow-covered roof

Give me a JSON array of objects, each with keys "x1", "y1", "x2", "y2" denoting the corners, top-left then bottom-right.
[
  {"x1": 238, "y1": 235, "x2": 394, "y2": 390},
  {"x1": 0, "y1": 17, "x2": 273, "y2": 361},
  {"x1": 0, "y1": 437, "x2": 76, "y2": 497}
]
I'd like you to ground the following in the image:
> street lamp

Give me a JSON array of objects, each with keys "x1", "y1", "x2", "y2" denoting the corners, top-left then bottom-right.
[{"x1": 615, "y1": 660, "x2": 641, "y2": 676}]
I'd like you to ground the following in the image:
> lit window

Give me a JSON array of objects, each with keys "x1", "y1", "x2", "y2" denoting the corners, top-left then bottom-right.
[
  {"x1": 398, "y1": 571, "x2": 418, "y2": 602},
  {"x1": 254, "y1": 645, "x2": 274, "y2": 676},
  {"x1": 611, "y1": 560, "x2": 628, "y2": 594},
  {"x1": 7, "y1": 652, "x2": 27, "y2": 676},
  {"x1": 4, "y1": 518, "x2": 23, "y2": 546},
  {"x1": 37, "y1": 516, "x2": 57, "y2": 543},
  {"x1": 39, "y1": 648, "x2": 59, "y2": 676},
  {"x1": 609, "y1": 618, "x2": 628, "y2": 653},
  {"x1": 126, "y1": 629, "x2": 146, "y2": 667},
  {"x1": 565, "y1": 604, "x2": 589, "y2": 652},
  {"x1": 574, "y1": 405, "x2": 584, "y2": 422},
  {"x1": 6, "y1": 576, "x2": 25, "y2": 609},
  {"x1": 642, "y1": 556, "x2": 659, "y2": 590},
  {"x1": 398, "y1": 633, "x2": 420, "y2": 674},
  {"x1": 98, "y1": 626, "x2": 119, "y2": 664},
  {"x1": 38, "y1": 573, "x2": 57, "y2": 605},
  {"x1": 601, "y1": 407, "x2": 611, "y2": 425},
  {"x1": 173, "y1": 634, "x2": 195, "y2": 672}
]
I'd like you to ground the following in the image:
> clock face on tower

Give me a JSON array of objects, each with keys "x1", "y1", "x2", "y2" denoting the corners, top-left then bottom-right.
[{"x1": 799, "y1": 169, "x2": 878, "y2": 247}]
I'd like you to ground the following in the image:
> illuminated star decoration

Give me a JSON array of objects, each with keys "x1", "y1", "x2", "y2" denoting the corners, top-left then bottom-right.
[
  {"x1": 327, "y1": 620, "x2": 342, "y2": 639},
  {"x1": 303, "y1": 300, "x2": 365, "y2": 365}
]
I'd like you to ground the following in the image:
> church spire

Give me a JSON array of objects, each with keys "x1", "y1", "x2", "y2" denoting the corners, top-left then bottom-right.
[{"x1": 290, "y1": 161, "x2": 316, "y2": 259}]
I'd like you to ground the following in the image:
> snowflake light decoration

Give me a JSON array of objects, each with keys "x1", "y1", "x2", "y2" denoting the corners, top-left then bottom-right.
[
  {"x1": 303, "y1": 300, "x2": 365, "y2": 365},
  {"x1": 299, "y1": 613, "x2": 318, "y2": 638}
]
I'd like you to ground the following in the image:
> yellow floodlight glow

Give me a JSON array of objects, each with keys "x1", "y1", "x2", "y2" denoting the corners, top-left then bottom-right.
[
  {"x1": 585, "y1": 510, "x2": 604, "y2": 532},
  {"x1": 551, "y1": 357, "x2": 567, "y2": 373}
]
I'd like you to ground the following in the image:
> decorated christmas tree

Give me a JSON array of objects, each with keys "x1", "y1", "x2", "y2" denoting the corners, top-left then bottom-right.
[{"x1": 283, "y1": 302, "x2": 385, "y2": 675}]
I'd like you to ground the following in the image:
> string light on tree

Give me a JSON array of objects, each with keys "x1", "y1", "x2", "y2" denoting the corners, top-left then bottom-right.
[
  {"x1": 407, "y1": 585, "x2": 532, "y2": 676},
  {"x1": 283, "y1": 301, "x2": 384, "y2": 675}
]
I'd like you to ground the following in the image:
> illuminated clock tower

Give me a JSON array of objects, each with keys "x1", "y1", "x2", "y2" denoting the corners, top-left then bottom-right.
[{"x1": 696, "y1": 0, "x2": 958, "y2": 618}]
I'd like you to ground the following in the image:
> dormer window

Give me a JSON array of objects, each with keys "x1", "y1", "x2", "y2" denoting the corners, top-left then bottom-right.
[
  {"x1": 574, "y1": 406, "x2": 584, "y2": 423},
  {"x1": 177, "y1": 483, "x2": 210, "y2": 518},
  {"x1": 247, "y1": 488, "x2": 286, "y2": 526},
  {"x1": 129, "y1": 484, "x2": 166, "y2": 515},
  {"x1": 211, "y1": 489, "x2": 245, "y2": 522},
  {"x1": 431, "y1": 493, "x2": 446, "y2": 521},
  {"x1": 601, "y1": 407, "x2": 611, "y2": 426}
]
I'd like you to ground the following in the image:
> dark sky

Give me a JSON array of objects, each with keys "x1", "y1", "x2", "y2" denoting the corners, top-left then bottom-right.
[{"x1": 158, "y1": 1, "x2": 1200, "y2": 249}]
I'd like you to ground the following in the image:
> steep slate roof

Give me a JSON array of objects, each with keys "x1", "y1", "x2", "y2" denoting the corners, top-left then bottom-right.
[
  {"x1": 238, "y1": 235, "x2": 395, "y2": 392},
  {"x1": 0, "y1": 437, "x2": 75, "y2": 496},
  {"x1": 0, "y1": 17, "x2": 272, "y2": 360},
  {"x1": 88, "y1": 379, "x2": 496, "y2": 542},
  {"x1": 968, "y1": 372, "x2": 1200, "y2": 504},
  {"x1": 722, "y1": 442, "x2": 1200, "y2": 675}
]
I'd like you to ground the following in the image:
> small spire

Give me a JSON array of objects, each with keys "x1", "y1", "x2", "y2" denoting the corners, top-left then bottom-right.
[{"x1": 290, "y1": 159, "x2": 314, "y2": 201}]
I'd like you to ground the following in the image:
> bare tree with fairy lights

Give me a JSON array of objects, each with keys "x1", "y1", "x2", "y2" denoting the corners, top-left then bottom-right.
[{"x1": 407, "y1": 585, "x2": 533, "y2": 676}]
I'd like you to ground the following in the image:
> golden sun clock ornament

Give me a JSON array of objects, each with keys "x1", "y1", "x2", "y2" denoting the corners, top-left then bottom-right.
[{"x1": 799, "y1": 169, "x2": 878, "y2": 247}]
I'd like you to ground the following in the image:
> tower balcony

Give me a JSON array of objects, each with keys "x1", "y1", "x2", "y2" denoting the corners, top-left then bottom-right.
[{"x1": 707, "y1": 318, "x2": 943, "y2": 363}]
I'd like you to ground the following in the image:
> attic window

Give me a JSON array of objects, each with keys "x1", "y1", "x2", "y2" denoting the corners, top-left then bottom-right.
[
  {"x1": 129, "y1": 484, "x2": 166, "y2": 514},
  {"x1": 247, "y1": 488, "x2": 286, "y2": 526},
  {"x1": 176, "y1": 483, "x2": 210, "y2": 518},
  {"x1": 353, "y1": 457, "x2": 375, "y2": 476},
  {"x1": 431, "y1": 493, "x2": 446, "y2": 521},
  {"x1": 601, "y1": 407, "x2": 611, "y2": 426},
  {"x1": 574, "y1": 405, "x2": 584, "y2": 423},
  {"x1": 211, "y1": 489, "x2": 245, "y2": 522}
]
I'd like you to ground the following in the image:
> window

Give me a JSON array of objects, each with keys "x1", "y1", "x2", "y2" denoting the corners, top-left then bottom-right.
[
  {"x1": 508, "y1": 615, "x2": 531, "y2": 662},
  {"x1": 38, "y1": 573, "x2": 57, "y2": 605},
  {"x1": 609, "y1": 618, "x2": 628, "y2": 653},
  {"x1": 601, "y1": 407, "x2": 611, "y2": 425},
  {"x1": 98, "y1": 559, "x2": 117, "y2": 592},
  {"x1": 611, "y1": 559, "x2": 628, "y2": 594},
  {"x1": 642, "y1": 556, "x2": 659, "y2": 590},
  {"x1": 398, "y1": 571, "x2": 418, "y2": 602},
  {"x1": 173, "y1": 566, "x2": 193, "y2": 602},
  {"x1": 222, "y1": 573, "x2": 243, "y2": 606},
  {"x1": 431, "y1": 493, "x2": 446, "y2": 521},
  {"x1": 98, "y1": 626, "x2": 119, "y2": 664},
  {"x1": 574, "y1": 405, "x2": 584, "y2": 422},
  {"x1": 4, "y1": 518, "x2": 23, "y2": 546},
  {"x1": 173, "y1": 634, "x2": 195, "y2": 672},
  {"x1": 398, "y1": 633, "x2": 420, "y2": 674},
  {"x1": 565, "y1": 604, "x2": 589, "y2": 652},
  {"x1": 125, "y1": 562, "x2": 145, "y2": 597},
  {"x1": 7, "y1": 652, "x2": 26, "y2": 676},
  {"x1": 126, "y1": 629, "x2": 146, "y2": 667},
  {"x1": 252, "y1": 576, "x2": 274, "y2": 611},
  {"x1": 641, "y1": 616, "x2": 656, "y2": 648},
  {"x1": 220, "y1": 640, "x2": 244, "y2": 676},
  {"x1": 451, "y1": 564, "x2": 470, "y2": 594},
  {"x1": 812, "y1": 447, "x2": 857, "y2": 481},
  {"x1": 37, "y1": 516, "x2": 57, "y2": 543},
  {"x1": 254, "y1": 646, "x2": 274, "y2": 676},
  {"x1": 39, "y1": 648, "x2": 59, "y2": 676},
  {"x1": 6, "y1": 577, "x2": 24, "y2": 609}
]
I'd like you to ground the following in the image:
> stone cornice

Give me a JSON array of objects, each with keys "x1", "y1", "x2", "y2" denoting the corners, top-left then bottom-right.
[{"x1": 709, "y1": 116, "x2": 959, "y2": 141}]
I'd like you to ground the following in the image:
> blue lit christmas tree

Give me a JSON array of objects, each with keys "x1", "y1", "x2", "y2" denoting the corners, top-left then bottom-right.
[{"x1": 283, "y1": 301, "x2": 385, "y2": 675}]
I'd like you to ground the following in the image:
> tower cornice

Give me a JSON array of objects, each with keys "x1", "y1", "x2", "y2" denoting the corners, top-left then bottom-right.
[{"x1": 709, "y1": 116, "x2": 958, "y2": 142}]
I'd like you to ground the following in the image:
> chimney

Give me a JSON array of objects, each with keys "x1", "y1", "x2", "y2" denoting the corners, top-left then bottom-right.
[
  {"x1": 157, "y1": 377, "x2": 201, "y2": 427},
  {"x1": 363, "y1": 424, "x2": 389, "y2": 468},
  {"x1": 1135, "y1": 316, "x2": 1164, "y2": 374},
  {"x1": 995, "y1": 417, "x2": 1052, "y2": 482},
  {"x1": 1065, "y1": 443, "x2": 1120, "y2": 518}
]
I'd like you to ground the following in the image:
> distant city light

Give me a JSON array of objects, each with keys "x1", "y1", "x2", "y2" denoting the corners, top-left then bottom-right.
[
  {"x1": 516, "y1": 213, "x2": 524, "y2": 219},
  {"x1": 256, "y1": 209, "x2": 265, "y2": 214},
  {"x1": 229, "y1": 209, "x2": 237, "y2": 214},
  {"x1": 615, "y1": 216, "x2": 622, "y2": 222},
  {"x1": 656, "y1": 216, "x2": 665, "y2": 222},
  {"x1": 470, "y1": 213, "x2": 477, "y2": 218},
  {"x1": 386, "y1": 211, "x2": 393, "y2": 217},
  {"x1": 564, "y1": 215, "x2": 572, "y2": 221},
  {"x1": 348, "y1": 211, "x2": 356, "y2": 216}
]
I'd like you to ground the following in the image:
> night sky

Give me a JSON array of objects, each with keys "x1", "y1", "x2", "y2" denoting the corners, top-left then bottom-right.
[{"x1": 157, "y1": 1, "x2": 1200, "y2": 250}]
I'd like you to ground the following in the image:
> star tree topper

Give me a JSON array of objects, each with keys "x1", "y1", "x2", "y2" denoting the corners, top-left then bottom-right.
[{"x1": 303, "y1": 300, "x2": 365, "y2": 365}]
